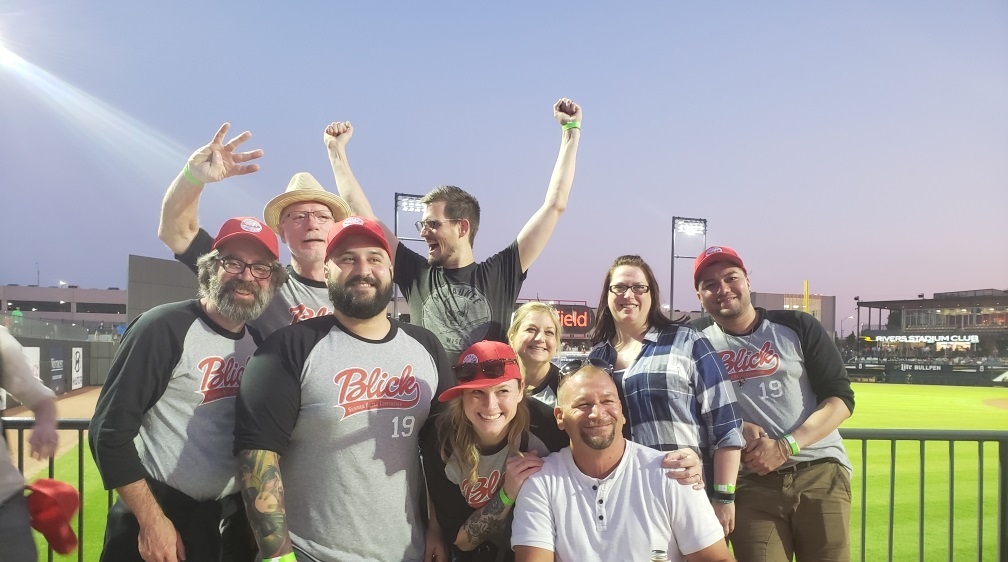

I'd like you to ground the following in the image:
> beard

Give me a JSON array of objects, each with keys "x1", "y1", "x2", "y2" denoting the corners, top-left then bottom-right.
[
  {"x1": 426, "y1": 241, "x2": 455, "y2": 267},
  {"x1": 328, "y1": 274, "x2": 393, "y2": 320},
  {"x1": 579, "y1": 422, "x2": 617, "y2": 451},
  {"x1": 208, "y1": 277, "x2": 275, "y2": 325}
]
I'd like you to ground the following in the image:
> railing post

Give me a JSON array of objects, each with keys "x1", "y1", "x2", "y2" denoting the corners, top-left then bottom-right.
[{"x1": 1000, "y1": 439, "x2": 1007, "y2": 562}]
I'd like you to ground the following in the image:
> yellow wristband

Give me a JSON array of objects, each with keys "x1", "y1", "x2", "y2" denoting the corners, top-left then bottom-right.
[
  {"x1": 562, "y1": 121, "x2": 580, "y2": 130},
  {"x1": 783, "y1": 434, "x2": 800, "y2": 456}
]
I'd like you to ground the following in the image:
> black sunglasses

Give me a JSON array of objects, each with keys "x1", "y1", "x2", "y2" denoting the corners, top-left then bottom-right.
[
  {"x1": 453, "y1": 358, "x2": 518, "y2": 381},
  {"x1": 560, "y1": 358, "x2": 613, "y2": 378}
]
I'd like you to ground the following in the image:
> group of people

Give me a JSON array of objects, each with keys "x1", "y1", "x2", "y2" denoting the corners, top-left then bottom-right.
[{"x1": 82, "y1": 96, "x2": 855, "y2": 562}]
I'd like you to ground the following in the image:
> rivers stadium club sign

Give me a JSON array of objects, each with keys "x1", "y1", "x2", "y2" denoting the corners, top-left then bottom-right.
[{"x1": 874, "y1": 334, "x2": 979, "y2": 344}]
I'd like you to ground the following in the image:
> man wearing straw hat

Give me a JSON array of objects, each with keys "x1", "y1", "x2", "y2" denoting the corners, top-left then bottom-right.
[{"x1": 159, "y1": 123, "x2": 352, "y2": 336}]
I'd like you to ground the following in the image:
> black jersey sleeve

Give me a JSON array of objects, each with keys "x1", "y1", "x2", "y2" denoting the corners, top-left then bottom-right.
[
  {"x1": 398, "y1": 321, "x2": 457, "y2": 418},
  {"x1": 88, "y1": 302, "x2": 192, "y2": 490},
  {"x1": 527, "y1": 398, "x2": 568, "y2": 453},
  {"x1": 772, "y1": 310, "x2": 855, "y2": 414},
  {"x1": 420, "y1": 420, "x2": 473, "y2": 550},
  {"x1": 233, "y1": 318, "x2": 331, "y2": 455},
  {"x1": 174, "y1": 228, "x2": 214, "y2": 274},
  {"x1": 393, "y1": 241, "x2": 427, "y2": 302}
]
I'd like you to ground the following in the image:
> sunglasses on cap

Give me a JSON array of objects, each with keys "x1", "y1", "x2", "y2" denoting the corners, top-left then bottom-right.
[
  {"x1": 452, "y1": 358, "x2": 518, "y2": 382},
  {"x1": 560, "y1": 357, "x2": 613, "y2": 378}
]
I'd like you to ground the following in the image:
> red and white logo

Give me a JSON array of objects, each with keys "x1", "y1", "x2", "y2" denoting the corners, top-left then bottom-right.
[
  {"x1": 289, "y1": 304, "x2": 333, "y2": 324},
  {"x1": 196, "y1": 355, "x2": 247, "y2": 404},
  {"x1": 333, "y1": 365, "x2": 421, "y2": 419},
  {"x1": 462, "y1": 470, "x2": 503, "y2": 508},
  {"x1": 718, "y1": 341, "x2": 780, "y2": 384}
]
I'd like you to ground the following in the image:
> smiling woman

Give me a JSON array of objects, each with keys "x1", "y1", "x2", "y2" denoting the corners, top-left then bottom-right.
[{"x1": 422, "y1": 341, "x2": 567, "y2": 561}]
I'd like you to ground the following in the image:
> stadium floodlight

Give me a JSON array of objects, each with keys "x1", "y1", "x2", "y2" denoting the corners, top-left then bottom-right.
[
  {"x1": 670, "y1": 216, "x2": 708, "y2": 313},
  {"x1": 392, "y1": 193, "x2": 426, "y2": 318}
]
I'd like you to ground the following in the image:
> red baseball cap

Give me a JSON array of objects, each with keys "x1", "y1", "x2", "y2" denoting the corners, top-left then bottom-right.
[
  {"x1": 693, "y1": 246, "x2": 747, "y2": 288},
  {"x1": 326, "y1": 216, "x2": 391, "y2": 259},
  {"x1": 26, "y1": 479, "x2": 80, "y2": 554},
  {"x1": 212, "y1": 217, "x2": 280, "y2": 260},
  {"x1": 438, "y1": 341, "x2": 522, "y2": 402}
]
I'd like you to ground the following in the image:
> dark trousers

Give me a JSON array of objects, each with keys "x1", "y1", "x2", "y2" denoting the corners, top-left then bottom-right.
[{"x1": 101, "y1": 479, "x2": 255, "y2": 562}]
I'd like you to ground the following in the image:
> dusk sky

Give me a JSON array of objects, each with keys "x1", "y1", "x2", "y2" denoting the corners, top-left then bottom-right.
[{"x1": 1, "y1": 2, "x2": 1005, "y2": 333}]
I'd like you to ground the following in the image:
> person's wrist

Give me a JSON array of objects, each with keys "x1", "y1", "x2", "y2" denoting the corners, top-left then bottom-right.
[
  {"x1": 182, "y1": 164, "x2": 205, "y2": 187},
  {"x1": 782, "y1": 433, "x2": 800, "y2": 456},
  {"x1": 498, "y1": 487, "x2": 515, "y2": 507},
  {"x1": 711, "y1": 490, "x2": 735, "y2": 504},
  {"x1": 562, "y1": 121, "x2": 580, "y2": 130},
  {"x1": 263, "y1": 553, "x2": 296, "y2": 562}
]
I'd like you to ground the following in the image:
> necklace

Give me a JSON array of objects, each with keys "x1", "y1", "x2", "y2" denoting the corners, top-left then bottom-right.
[{"x1": 717, "y1": 322, "x2": 764, "y2": 387}]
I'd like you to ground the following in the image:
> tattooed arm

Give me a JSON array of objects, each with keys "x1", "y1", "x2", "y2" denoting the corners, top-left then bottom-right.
[
  {"x1": 238, "y1": 449, "x2": 293, "y2": 558},
  {"x1": 455, "y1": 452, "x2": 544, "y2": 551}
]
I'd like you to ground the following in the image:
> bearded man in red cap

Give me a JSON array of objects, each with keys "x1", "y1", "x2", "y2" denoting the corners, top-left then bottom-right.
[
  {"x1": 90, "y1": 217, "x2": 285, "y2": 562},
  {"x1": 235, "y1": 216, "x2": 455, "y2": 562}
]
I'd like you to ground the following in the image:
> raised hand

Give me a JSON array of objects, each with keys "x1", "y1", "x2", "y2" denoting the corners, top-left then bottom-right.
[
  {"x1": 185, "y1": 123, "x2": 263, "y2": 185},
  {"x1": 553, "y1": 98, "x2": 582, "y2": 126},
  {"x1": 324, "y1": 121, "x2": 354, "y2": 154}
]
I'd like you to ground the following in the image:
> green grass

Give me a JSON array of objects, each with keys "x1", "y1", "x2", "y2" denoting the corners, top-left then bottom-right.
[
  {"x1": 28, "y1": 443, "x2": 109, "y2": 561},
  {"x1": 19, "y1": 383, "x2": 1008, "y2": 561},
  {"x1": 844, "y1": 383, "x2": 1008, "y2": 561}
]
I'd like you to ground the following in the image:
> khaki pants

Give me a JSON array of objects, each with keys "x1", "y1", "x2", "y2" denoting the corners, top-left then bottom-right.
[{"x1": 730, "y1": 460, "x2": 851, "y2": 562}]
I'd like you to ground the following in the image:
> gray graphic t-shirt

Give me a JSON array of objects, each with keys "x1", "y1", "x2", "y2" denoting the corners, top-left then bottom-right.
[{"x1": 395, "y1": 241, "x2": 526, "y2": 362}]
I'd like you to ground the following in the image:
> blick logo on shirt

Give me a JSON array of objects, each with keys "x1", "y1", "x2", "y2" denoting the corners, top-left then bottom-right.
[
  {"x1": 718, "y1": 341, "x2": 780, "y2": 384},
  {"x1": 288, "y1": 304, "x2": 333, "y2": 324},
  {"x1": 333, "y1": 365, "x2": 420, "y2": 419},
  {"x1": 462, "y1": 470, "x2": 503, "y2": 508},
  {"x1": 196, "y1": 356, "x2": 246, "y2": 404}
]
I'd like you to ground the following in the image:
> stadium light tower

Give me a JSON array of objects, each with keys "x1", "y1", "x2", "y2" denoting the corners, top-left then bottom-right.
[
  {"x1": 670, "y1": 216, "x2": 707, "y2": 314},
  {"x1": 393, "y1": 193, "x2": 425, "y2": 319}
]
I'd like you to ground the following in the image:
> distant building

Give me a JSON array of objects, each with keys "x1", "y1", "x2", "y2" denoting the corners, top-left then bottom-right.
[
  {"x1": 1, "y1": 284, "x2": 127, "y2": 337},
  {"x1": 750, "y1": 291, "x2": 837, "y2": 335},
  {"x1": 856, "y1": 289, "x2": 1007, "y2": 358}
]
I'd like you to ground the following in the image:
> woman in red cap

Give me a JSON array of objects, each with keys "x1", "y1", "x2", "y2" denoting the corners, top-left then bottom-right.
[{"x1": 422, "y1": 340, "x2": 567, "y2": 562}]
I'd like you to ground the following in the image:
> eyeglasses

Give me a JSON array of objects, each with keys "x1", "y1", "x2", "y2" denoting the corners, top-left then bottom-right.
[
  {"x1": 285, "y1": 210, "x2": 335, "y2": 224},
  {"x1": 609, "y1": 284, "x2": 650, "y2": 296},
  {"x1": 415, "y1": 218, "x2": 462, "y2": 233},
  {"x1": 560, "y1": 357, "x2": 613, "y2": 379},
  {"x1": 452, "y1": 358, "x2": 518, "y2": 381},
  {"x1": 218, "y1": 258, "x2": 275, "y2": 280}
]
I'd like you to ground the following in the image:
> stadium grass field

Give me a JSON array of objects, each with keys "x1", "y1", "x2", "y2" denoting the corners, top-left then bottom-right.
[{"x1": 27, "y1": 382, "x2": 1008, "y2": 561}]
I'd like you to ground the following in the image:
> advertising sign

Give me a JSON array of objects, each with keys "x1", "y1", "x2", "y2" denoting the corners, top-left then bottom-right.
[{"x1": 71, "y1": 347, "x2": 83, "y2": 390}]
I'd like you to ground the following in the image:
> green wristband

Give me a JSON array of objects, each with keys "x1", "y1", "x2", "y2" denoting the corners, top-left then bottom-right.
[
  {"x1": 783, "y1": 434, "x2": 800, "y2": 456},
  {"x1": 182, "y1": 164, "x2": 204, "y2": 187},
  {"x1": 562, "y1": 121, "x2": 580, "y2": 130},
  {"x1": 713, "y1": 483, "x2": 736, "y2": 494},
  {"x1": 498, "y1": 487, "x2": 515, "y2": 506},
  {"x1": 263, "y1": 553, "x2": 296, "y2": 562}
]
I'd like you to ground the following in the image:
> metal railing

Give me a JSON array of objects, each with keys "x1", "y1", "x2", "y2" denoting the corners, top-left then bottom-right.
[
  {"x1": 840, "y1": 428, "x2": 1007, "y2": 562},
  {"x1": 4, "y1": 419, "x2": 1006, "y2": 561},
  {"x1": 4, "y1": 417, "x2": 112, "y2": 562}
]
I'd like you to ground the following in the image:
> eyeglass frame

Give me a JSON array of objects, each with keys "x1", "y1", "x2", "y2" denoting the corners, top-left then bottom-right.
[
  {"x1": 284, "y1": 209, "x2": 336, "y2": 224},
  {"x1": 217, "y1": 257, "x2": 277, "y2": 280},
  {"x1": 608, "y1": 284, "x2": 650, "y2": 296},
  {"x1": 452, "y1": 358, "x2": 518, "y2": 382},
  {"x1": 415, "y1": 218, "x2": 462, "y2": 233}
]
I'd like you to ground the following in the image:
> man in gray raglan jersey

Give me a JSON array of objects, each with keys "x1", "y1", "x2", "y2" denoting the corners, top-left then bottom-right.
[
  {"x1": 159, "y1": 123, "x2": 352, "y2": 336},
  {"x1": 90, "y1": 216, "x2": 285, "y2": 562},
  {"x1": 235, "y1": 216, "x2": 454, "y2": 562},
  {"x1": 691, "y1": 246, "x2": 855, "y2": 562}
]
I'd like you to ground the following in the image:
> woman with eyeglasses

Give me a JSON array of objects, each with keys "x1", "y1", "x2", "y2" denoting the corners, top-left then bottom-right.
[
  {"x1": 422, "y1": 340, "x2": 567, "y2": 562},
  {"x1": 587, "y1": 254, "x2": 745, "y2": 539},
  {"x1": 506, "y1": 302, "x2": 563, "y2": 406}
]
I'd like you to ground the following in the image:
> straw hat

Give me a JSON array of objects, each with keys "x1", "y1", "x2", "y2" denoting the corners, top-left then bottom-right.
[{"x1": 263, "y1": 172, "x2": 352, "y2": 234}]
